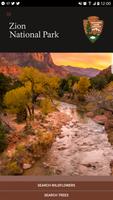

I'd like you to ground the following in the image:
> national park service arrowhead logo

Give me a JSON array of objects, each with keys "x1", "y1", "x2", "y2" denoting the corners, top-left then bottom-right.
[{"x1": 83, "y1": 16, "x2": 104, "y2": 43}]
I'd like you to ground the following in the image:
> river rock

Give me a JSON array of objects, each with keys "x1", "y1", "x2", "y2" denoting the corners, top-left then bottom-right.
[
  {"x1": 80, "y1": 150, "x2": 104, "y2": 163},
  {"x1": 43, "y1": 162, "x2": 50, "y2": 169},
  {"x1": 55, "y1": 169, "x2": 62, "y2": 175},
  {"x1": 58, "y1": 135, "x2": 65, "y2": 139},
  {"x1": 57, "y1": 146, "x2": 67, "y2": 150},
  {"x1": 23, "y1": 163, "x2": 32, "y2": 170}
]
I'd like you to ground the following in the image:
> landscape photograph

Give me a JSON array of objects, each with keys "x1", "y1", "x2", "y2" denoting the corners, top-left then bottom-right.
[{"x1": 0, "y1": 52, "x2": 113, "y2": 176}]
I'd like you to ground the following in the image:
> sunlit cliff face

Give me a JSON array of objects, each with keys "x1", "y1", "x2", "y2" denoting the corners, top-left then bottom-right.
[{"x1": 51, "y1": 53, "x2": 113, "y2": 70}]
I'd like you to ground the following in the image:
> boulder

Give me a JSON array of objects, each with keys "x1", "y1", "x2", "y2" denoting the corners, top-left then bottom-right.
[
  {"x1": 86, "y1": 112, "x2": 94, "y2": 118},
  {"x1": 110, "y1": 160, "x2": 113, "y2": 167},
  {"x1": 93, "y1": 115, "x2": 107, "y2": 125},
  {"x1": 104, "y1": 111, "x2": 113, "y2": 119},
  {"x1": 105, "y1": 119, "x2": 113, "y2": 130}
]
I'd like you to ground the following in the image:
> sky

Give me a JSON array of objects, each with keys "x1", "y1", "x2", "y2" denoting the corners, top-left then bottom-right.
[{"x1": 51, "y1": 53, "x2": 113, "y2": 70}]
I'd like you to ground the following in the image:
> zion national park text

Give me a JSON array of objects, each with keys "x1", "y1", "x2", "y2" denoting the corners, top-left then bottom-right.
[{"x1": 9, "y1": 22, "x2": 60, "y2": 39}]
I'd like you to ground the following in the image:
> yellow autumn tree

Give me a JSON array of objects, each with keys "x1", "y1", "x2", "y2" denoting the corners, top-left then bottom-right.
[
  {"x1": 4, "y1": 86, "x2": 32, "y2": 118},
  {"x1": 4, "y1": 67, "x2": 60, "y2": 120},
  {"x1": 74, "y1": 77, "x2": 91, "y2": 94},
  {"x1": 20, "y1": 67, "x2": 60, "y2": 114},
  {"x1": 73, "y1": 77, "x2": 91, "y2": 101}
]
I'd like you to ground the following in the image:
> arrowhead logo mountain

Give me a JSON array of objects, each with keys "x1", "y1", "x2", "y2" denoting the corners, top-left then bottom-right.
[{"x1": 83, "y1": 16, "x2": 104, "y2": 43}]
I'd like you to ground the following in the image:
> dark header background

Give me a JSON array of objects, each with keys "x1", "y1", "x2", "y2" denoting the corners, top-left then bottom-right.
[
  {"x1": 0, "y1": 7, "x2": 113, "y2": 52},
  {"x1": 0, "y1": 1, "x2": 113, "y2": 7}
]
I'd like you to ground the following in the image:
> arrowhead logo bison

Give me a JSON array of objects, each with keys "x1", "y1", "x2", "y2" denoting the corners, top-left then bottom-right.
[{"x1": 83, "y1": 16, "x2": 104, "y2": 43}]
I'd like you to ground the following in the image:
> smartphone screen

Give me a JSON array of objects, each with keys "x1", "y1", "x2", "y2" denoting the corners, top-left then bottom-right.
[{"x1": 0, "y1": 1, "x2": 113, "y2": 200}]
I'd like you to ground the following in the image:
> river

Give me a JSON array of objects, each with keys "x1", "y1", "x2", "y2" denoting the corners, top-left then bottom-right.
[{"x1": 25, "y1": 102, "x2": 113, "y2": 176}]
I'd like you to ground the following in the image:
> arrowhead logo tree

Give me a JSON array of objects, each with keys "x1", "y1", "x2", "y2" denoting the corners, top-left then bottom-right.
[{"x1": 83, "y1": 16, "x2": 104, "y2": 43}]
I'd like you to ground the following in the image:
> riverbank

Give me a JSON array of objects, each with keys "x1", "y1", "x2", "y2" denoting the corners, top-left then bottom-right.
[
  {"x1": 1, "y1": 101, "x2": 113, "y2": 176},
  {"x1": 25, "y1": 102, "x2": 113, "y2": 176},
  {"x1": 0, "y1": 106, "x2": 70, "y2": 175}
]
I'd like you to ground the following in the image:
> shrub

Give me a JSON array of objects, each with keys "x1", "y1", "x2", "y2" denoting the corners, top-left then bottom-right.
[
  {"x1": 39, "y1": 132, "x2": 54, "y2": 148},
  {"x1": 16, "y1": 109, "x2": 27, "y2": 123},
  {"x1": 0, "y1": 122, "x2": 7, "y2": 153},
  {"x1": 40, "y1": 98, "x2": 54, "y2": 115},
  {"x1": 6, "y1": 161, "x2": 23, "y2": 175},
  {"x1": 90, "y1": 75, "x2": 107, "y2": 90},
  {"x1": 23, "y1": 124, "x2": 34, "y2": 135}
]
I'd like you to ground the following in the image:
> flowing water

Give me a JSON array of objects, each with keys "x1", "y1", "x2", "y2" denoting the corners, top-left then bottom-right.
[{"x1": 25, "y1": 102, "x2": 113, "y2": 176}]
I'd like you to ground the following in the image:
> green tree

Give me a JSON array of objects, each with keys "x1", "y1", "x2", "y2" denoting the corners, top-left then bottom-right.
[
  {"x1": 0, "y1": 73, "x2": 12, "y2": 109},
  {"x1": 59, "y1": 76, "x2": 79, "y2": 97},
  {"x1": 90, "y1": 75, "x2": 107, "y2": 90},
  {"x1": 0, "y1": 122, "x2": 7, "y2": 152},
  {"x1": 86, "y1": 21, "x2": 91, "y2": 35}
]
